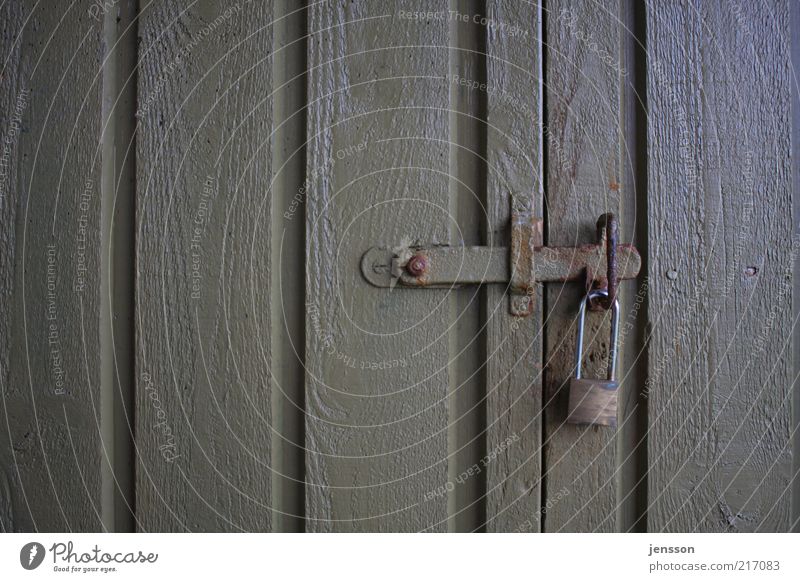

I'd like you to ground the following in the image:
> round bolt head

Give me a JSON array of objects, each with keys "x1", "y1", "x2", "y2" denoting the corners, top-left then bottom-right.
[{"x1": 406, "y1": 254, "x2": 428, "y2": 276}]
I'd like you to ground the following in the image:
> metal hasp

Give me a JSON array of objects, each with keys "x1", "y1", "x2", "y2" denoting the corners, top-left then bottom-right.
[{"x1": 360, "y1": 212, "x2": 641, "y2": 317}]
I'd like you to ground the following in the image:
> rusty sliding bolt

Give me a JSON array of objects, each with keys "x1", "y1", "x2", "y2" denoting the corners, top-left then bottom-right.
[{"x1": 359, "y1": 211, "x2": 641, "y2": 317}]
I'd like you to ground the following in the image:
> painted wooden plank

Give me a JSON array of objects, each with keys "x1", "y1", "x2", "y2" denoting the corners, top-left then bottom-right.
[
  {"x1": 102, "y1": 0, "x2": 139, "y2": 534},
  {"x1": 616, "y1": 0, "x2": 650, "y2": 533},
  {"x1": 792, "y1": 0, "x2": 800, "y2": 534},
  {"x1": 646, "y1": 0, "x2": 794, "y2": 532},
  {"x1": 0, "y1": 0, "x2": 106, "y2": 531},
  {"x1": 447, "y1": 0, "x2": 488, "y2": 533},
  {"x1": 305, "y1": 0, "x2": 450, "y2": 531},
  {"x1": 135, "y1": 0, "x2": 275, "y2": 531},
  {"x1": 270, "y1": 0, "x2": 308, "y2": 534},
  {"x1": 542, "y1": 0, "x2": 624, "y2": 532},
  {"x1": 484, "y1": 0, "x2": 544, "y2": 532}
]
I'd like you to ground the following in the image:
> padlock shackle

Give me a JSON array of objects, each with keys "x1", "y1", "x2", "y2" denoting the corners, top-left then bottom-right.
[{"x1": 574, "y1": 289, "x2": 620, "y2": 381}]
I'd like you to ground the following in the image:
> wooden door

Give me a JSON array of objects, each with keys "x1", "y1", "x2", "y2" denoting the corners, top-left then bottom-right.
[{"x1": 0, "y1": 0, "x2": 796, "y2": 532}]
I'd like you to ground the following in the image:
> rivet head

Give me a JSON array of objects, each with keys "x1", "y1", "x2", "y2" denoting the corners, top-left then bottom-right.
[
  {"x1": 666, "y1": 269, "x2": 678, "y2": 280},
  {"x1": 406, "y1": 254, "x2": 428, "y2": 276}
]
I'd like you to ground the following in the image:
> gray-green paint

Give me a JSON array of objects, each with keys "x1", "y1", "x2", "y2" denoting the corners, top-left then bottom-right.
[{"x1": 0, "y1": 0, "x2": 796, "y2": 532}]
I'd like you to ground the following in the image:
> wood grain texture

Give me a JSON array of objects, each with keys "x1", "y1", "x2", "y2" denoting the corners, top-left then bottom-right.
[
  {"x1": 135, "y1": 0, "x2": 275, "y2": 531},
  {"x1": 616, "y1": 0, "x2": 649, "y2": 533},
  {"x1": 305, "y1": 0, "x2": 450, "y2": 532},
  {"x1": 0, "y1": 0, "x2": 793, "y2": 535},
  {"x1": 792, "y1": 0, "x2": 800, "y2": 534},
  {"x1": 646, "y1": 0, "x2": 794, "y2": 532},
  {"x1": 270, "y1": 0, "x2": 308, "y2": 534},
  {"x1": 0, "y1": 0, "x2": 105, "y2": 531},
  {"x1": 542, "y1": 0, "x2": 624, "y2": 532},
  {"x1": 484, "y1": 0, "x2": 543, "y2": 532},
  {"x1": 102, "y1": 0, "x2": 139, "y2": 533},
  {"x1": 447, "y1": 0, "x2": 488, "y2": 533}
]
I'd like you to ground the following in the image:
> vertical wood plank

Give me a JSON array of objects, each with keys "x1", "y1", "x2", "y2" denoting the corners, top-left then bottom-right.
[
  {"x1": 542, "y1": 0, "x2": 624, "y2": 532},
  {"x1": 617, "y1": 0, "x2": 649, "y2": 532},
  {"x1": 136, "y1": 0, "x2": 275, "y2": 531},
  {"x1": 0, "y1": 1, "x2": 105, "y2": 531},
  {"x1": 484, "y1": 0, "x2": 544, "y2": 532},
  {"x1": 270, "y1": 0, "x2": 308, "y2": 534},
  {"x1": 646, "y1": 0, "x2": 794, "y2": 532},
  {"x1": 447, "y1": 0, "x2": 488, "y2": 533},
  {"x1": 305, "y1": 1, "x2": 450, "y2": 531},
  {"x1": 792, "y1": 0, "x2": 800, "y2": 533},
  {"x1": 101, "y1": 0, "x2": 139, "y2": 533}
]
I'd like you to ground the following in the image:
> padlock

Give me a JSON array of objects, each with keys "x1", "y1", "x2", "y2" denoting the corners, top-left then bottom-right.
[{"x1": 566, "y1": 288, "x2": 620, "y2": 427}]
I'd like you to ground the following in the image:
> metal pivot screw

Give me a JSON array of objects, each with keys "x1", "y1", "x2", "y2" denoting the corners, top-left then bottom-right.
[{"x1": 406, "y1": 254, "x2": 428, "y2": 276}]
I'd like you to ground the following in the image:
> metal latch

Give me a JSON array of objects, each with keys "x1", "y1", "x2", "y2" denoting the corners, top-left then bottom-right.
[{"x1": 360, "y1": 212, "x2": 641, "y2": 317}]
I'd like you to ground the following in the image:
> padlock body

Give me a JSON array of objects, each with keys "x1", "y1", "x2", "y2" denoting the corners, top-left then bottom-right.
[{"x1": 566, "y1": 378, "x2": 618, "y2": 426}]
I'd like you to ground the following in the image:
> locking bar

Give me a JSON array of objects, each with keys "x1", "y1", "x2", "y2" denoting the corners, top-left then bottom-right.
[{"x1": 360, "y1": 211, "x2": 641, "y2": 316}]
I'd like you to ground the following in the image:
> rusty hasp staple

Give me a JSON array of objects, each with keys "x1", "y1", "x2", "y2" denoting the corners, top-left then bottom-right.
[
  {"x1": 360, "y1": 212, "x2": 641, "y2": 316},
  {"x1": 509, "y1": 213, "x2": 543, "y2": 316},
  {"x1": 591, "y1": 213, "x2": 618, "y2": 311}
]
